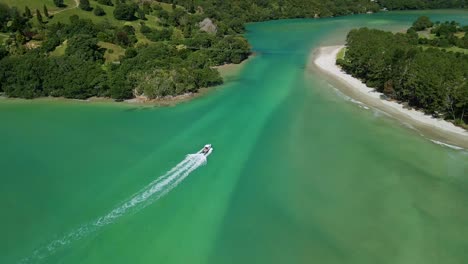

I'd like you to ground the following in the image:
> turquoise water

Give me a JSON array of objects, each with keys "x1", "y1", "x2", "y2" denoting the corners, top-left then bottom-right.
[{"x1": 1, "y1": 10, "x2": 468, "y2": 264}]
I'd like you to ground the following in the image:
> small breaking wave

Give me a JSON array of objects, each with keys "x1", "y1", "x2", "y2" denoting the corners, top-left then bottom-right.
[{"x1": 430, "y1": 140, "x2": 464, "y2": 150}]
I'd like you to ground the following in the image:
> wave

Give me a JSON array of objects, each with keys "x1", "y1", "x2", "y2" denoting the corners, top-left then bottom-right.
[
  {"x1": 19, "y1": 153, "x2": 207, "y2": 264},
  {"x1": 430, "y1": 140, "x2": 464, "y2": 150}
]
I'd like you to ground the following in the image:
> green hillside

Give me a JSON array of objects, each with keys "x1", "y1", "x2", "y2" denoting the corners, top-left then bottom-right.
[
  {"x1": 2, "y1": 0, "x2": 76, "y2": 12},
  {"x1": 0, "y1": 0, "x2": 466, "y2": 101}
]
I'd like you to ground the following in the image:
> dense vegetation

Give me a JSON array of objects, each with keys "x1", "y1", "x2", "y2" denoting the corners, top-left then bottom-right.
[
  {"x1": 338, "y1": 17, "x2": 468, "y2": 125},
  {"x1": 377, "y1": 0, "x2": 466, "y2": 10},
  {"x1": 0, "y1": 0, "x2": 466, "y2": 101},
  {"x1": 0, "y1": 0, "x2": 248, "y2": 100}
]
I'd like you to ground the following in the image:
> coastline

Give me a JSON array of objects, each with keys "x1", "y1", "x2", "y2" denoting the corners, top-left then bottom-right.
[
  {"x1": 0, "y1": 56, "x2": 253, "y2": 107},
  {"x1": 311, "y1": 45, "x2": 468, "y2": 149},
  {"x1": 213, "y1": 54, "x2": 254, "y2": 81}
]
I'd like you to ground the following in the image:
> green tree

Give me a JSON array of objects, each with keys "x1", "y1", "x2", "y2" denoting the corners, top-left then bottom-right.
[
  {"x1": 189, "y1": 0, "x2": 196, "y2": 13},
  {"x1": 66, "y1": 34, "x2": 105, "y2": 62},
  {"x1": 97, "y1": 0, "x2": 114, "y2": 6},
  {"x1": 0, "y1": 45, "x2": 8, "y2": 61},
  {"x1": 113, "y1": 3, "x2": 137, "y2": 21},
  {"x1": 53, "y1": 0, "x2": 65, "y2": 8},
  {"x1": 36, "y1": 9, "x2": 43, "y2": 24},
  {"x1": 79, "y1": 0, "x2": 92, "y2": 11},
  {"x1": 0, "y1": 3, "x2": 11, "y2": 31},
  {"x1": 43, "y1": 5, "x2": 49, "y2": 18},
  {"x1": 137, "y1": 8, "x2": 146, "y2": 20},
  {"x1": 412, "y1": 16, "x2": 433, "y2": 31},
  {"x1": 94, "y1": 5, "x2": 106, "y2": 16},
  {"x1": 24, "y1": 6, "x2": 32, "y2": 18},
  {"x1": 125, "y1": 47, "x2": 137, "y2": 58}
]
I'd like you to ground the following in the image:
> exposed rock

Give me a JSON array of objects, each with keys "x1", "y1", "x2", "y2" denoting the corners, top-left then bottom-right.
[{"x1": 199, "y1": 18, "x2": 217, "y2": 34}]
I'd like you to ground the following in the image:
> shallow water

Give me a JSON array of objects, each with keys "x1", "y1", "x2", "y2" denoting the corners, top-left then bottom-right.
[{"x1": 1, "y1": 10, "x2": 468, "y2": 264}]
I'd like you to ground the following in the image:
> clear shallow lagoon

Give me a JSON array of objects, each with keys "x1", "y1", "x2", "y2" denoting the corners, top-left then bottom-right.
[{"x1": 1, "y1": 10, "x2": 468, "y2": 264}]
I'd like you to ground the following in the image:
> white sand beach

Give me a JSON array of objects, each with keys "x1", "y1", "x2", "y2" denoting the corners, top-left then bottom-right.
[{"x1": 312, "y1": 45, "x2": 468, "y2": 149}]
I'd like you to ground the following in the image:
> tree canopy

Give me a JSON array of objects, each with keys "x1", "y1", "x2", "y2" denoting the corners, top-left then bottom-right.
[
  {"x1": 338, "y1": 19, "x2": 468, "y2": 125},
  {"x1": 0, "y1": 0, "x2": 465, "y2": 103}
]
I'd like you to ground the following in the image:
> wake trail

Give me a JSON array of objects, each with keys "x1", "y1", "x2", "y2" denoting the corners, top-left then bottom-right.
[{"x1": 19, "y1": 154, "x2": 207, "y2": 264}]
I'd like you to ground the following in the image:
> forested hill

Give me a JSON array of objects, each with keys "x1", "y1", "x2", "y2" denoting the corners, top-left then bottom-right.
[
  {"x1": 377, "y1": 0, "x2": 466, "y2": 10},
  {"x1": 161, "y1": 0, "x2": 467, "y2": 21},
  {"x1": 0, "y1": 0, "x2": 466, "y2": 101},
  {"x1": 338, "y1": 17, "x2": 468, "y2": 126}
]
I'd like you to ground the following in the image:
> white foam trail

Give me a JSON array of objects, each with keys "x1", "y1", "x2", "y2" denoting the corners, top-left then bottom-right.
[{"x1": 19, "y1": 154, "x2": 207, "y2": 264}]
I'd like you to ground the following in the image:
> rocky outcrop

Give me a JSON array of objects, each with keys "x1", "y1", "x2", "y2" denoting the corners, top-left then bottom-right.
[{"x1": 199, "y1": 18, "x2": 217, "y2": 34}]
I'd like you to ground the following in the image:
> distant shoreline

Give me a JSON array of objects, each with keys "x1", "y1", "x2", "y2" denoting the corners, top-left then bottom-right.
[
  {"x1": 0, "y1": 56, "x2": 253, "y2": 107},
  {"x1": 311, "y1": 45, "x2": 468, "y2": 149}
]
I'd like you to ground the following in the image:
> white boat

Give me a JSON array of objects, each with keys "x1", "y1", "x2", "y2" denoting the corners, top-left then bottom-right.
[{"x1": 198, "y1": 144, "x2": 213, "y2": 157}]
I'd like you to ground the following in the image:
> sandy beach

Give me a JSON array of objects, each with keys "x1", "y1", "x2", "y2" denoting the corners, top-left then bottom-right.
[{"x1": 311, "y1": 45, "x2": 468, "y2": 149}]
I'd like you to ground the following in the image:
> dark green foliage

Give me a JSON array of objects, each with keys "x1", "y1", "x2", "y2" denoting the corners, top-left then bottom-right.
[
  {"x1": 0, "y1": 47, "x2": 106, "y2": 99},
  {"x1": 211, "y1": 35, "x2": 250, "y2": 64},
  {"x1": 53, "y1": 0, "x2": 65, "y2": 8},
  {"x1": 24, "y1": 6, "x2": 32, "y2": 18},
  {"x1": 36, "y1": 9, "x2": 43, "y2": 24},
  {"x1": 113, "y1": 3, "x2": 137, "y2": 21},
  {"x1": 137, "y1": 8, "x2": 146, "y2": 20},
  {"x1": 412, "y1": 16, "x2": 433, "y2": 31},
  {"x1": 7, "y1": 7, "x2": 30, "y2": 33},
  {"x1": 41, "y1": 36, "x2": 61, "y2": 52},
  {"x1": 97, "y1": 0, "x2": 114, "y2": 6},
  {"x1": 79, "y1": 0, "x2": 92, "y2": 11},
  {"x1": 418, "y1": 21, "x2": 468, "y2": 50},
  {"x1": 378, "y1": 0, "x2": 466, "y2": 10},
  {"x1": 1, "y1": 0, "x2": 464, "y2": 102},
  {"x1": 340, "y1": 26, "x2": 468, "y2": 124},
  {"x1": 94, "y1": 5, "x2": 106, "y2": 16},
  {"x1": 431, "y1": 21, "x2": 459, "y2": 37},
  {"x1": 159, "y1": 0, "x2": 381, "y2": 24},
  {"x1": 124, "y1": 47, "x2": 137, "y2": 58},
  {"x1": 142, "y1": 27, "x2": 173, "y2": 42},
  {"x1": 107, "y1": 42, "x2": 222, "y2": 99},
  {"x1": 0, "y1": 3, "x2": 11, "y2": 31},
  {"x1": 0, "y1": 51, "x2": 47, "y2": 98},
  {"x1": 0, "y1": 45, "x2": 8, "y2": 61},
  {"x1": 43, "y1": 5, "x2": 49, "y2": 18},
  {"x1": 142, "y1": 2, "x2": 152, "y2": 14},
  {"x1": 44, "y1": 56, "x2": 106, "y2": 99},
  {"x1": 113, "y1": 25, "x2": 137, "y2": 46},
  {"x1": 65, "y1": 34, "x2": 105, "y2": 62}
]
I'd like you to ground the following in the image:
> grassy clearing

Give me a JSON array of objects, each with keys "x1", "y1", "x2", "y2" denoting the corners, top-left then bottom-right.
[
  {"x1": 417, "y1": 30, "x2": 436, "y2": 39},
  {"x1": 2, "y1": 0, "x2": 76, "y2": 12},
  {"x1": 49, "y1": 1, "x2": 158, "y2": 43},
  {"x1": 49, "y1": 40, "x2": 126, "y2": 62},
  {"x1": 336, "y1": 47, "x2": 347, "y2": 60},
  {"x1": 418, "y1": 30, "x2": 465, "y2": 40},
  {"x1": 98, "y1": 41, "x2": 125, "y2": 62},
  {"x1": 154, "y1": 1, "x2": 184, "y2": 11},
  {"x1": 442, "y1": 46, "x2": 468, "y2": 54},
  {"x1": 50, "y1": 40, "x2": 67, "y2": 56},
  {"x1": 420, "y1": 45, "x2": 468, "y2": 54},
  {"x1": 454, "y1": 32, "x2": 465, "y2": 38}
]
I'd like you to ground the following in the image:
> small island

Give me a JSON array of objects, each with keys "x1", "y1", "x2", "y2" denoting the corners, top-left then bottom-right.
[{"x1": 314, "y1": 16, "x2": 468, "y2": 148}]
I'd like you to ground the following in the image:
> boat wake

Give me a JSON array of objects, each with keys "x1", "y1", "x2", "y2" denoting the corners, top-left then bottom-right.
[{"x1": 19, "y1": 153, "x2": 208, "y2": 264}]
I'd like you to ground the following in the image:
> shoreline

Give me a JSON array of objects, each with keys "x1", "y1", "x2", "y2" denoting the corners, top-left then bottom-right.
[
  {"x1": 311, "y1": 45, "x2": 468, "y2": 149},
  {"x1": 0, "y1": 56, "x2": 253, "y2": 107}
]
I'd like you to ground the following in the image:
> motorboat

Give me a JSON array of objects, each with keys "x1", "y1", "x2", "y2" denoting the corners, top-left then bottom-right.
[{"x1": 199, "y1": 144, "x2": 213, "y2": 157}]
